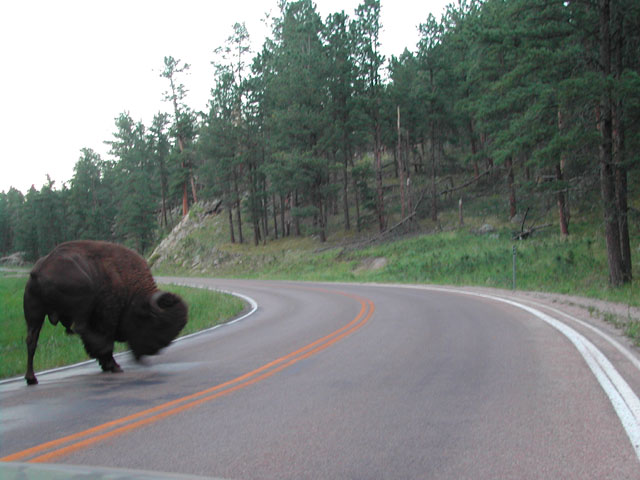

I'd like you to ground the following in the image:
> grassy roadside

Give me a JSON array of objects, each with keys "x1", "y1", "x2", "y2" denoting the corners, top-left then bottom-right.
[
  {"x1": 151, "y1": 213, "x2": 639, "y2": 345},
  {"x1": 0, "y1": 275, "x2": 245, "y2": 381},
  {"x1": 153, "y1": 218, "x2": 638, "y2": 307}
]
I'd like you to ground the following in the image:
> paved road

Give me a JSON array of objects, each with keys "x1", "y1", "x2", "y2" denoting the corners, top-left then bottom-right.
[{"x1": 1, "y1": 279, "x2": 640, "y2": 479}]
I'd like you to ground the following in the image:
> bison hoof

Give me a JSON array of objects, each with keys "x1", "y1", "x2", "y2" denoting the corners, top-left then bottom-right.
[
  {"x1": 101, "y1": 365, "x2": 123, "y2": 374},
  {"x1": 99, "y1": 357, "x2": 122, "y2": 373},
  {"x1": 102, "y1": 363, "x2": 123, "y2": 373},
  {"x1": 26, "y1": 376, "x2": 38, "y2": 386},
  {"x1": 133, "y1": 356, "x2": 150, "y2": 367}
]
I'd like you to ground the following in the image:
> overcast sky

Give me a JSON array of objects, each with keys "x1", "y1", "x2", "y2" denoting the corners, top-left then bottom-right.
[{"x1": 0, "y1": 0, "x2": 450, "y2": 194}]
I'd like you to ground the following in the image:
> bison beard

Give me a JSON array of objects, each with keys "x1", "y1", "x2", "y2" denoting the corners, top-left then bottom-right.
[{"x1": 23, "y1": 240, "x2": 188, "y2": 385}]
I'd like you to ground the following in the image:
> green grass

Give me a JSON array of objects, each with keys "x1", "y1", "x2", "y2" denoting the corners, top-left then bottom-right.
[
  {"x1": 156, "y1": 218, "x2": 639, "y2": 343},
  {"x1": 0, "y1": 275, "x2": 245, "y2": 380},
  {"x1": 159, "y1": 218, "x2": 637, "y2": 309},
  {"x1": 161, "y1": 284, "x2": 246, "y2": 337}
]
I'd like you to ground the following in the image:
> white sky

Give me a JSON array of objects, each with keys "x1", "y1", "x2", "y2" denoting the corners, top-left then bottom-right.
[{"x1": 0, "y1": 0, "x2": 450, "y2": 194}]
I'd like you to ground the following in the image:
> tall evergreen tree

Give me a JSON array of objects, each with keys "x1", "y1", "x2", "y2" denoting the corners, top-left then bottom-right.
[
  {"x1": 33, "y1": 177, "x2": 68, "y2": 255},
  {"x1": 161, "y1": 56, "x2": 197, "y2": 216},
  {"x1": 596, "y1": 0, "x2": 639, "y2": 284},
  {"x1": 148, "y1": 113, "x2": 173, "y2": 230},
  {"x1": 265, "y1": 0, "x2": 331, "y2": 240},
  {"x1": 108, "y1": 113, "x2": 157, "y2": 253},
  {"x1": 417, "y1": 13, "x2": 452, "y2": 222},
  {"x1": 201, "y1": 22, "x2": 254, "y2": 244},
  {"x1": 388, "y1": 50, "x2": 420, "y2": 218},
  {"x1": 323, "y1": 11, "x2": 358, "y2": 231},
  {"x1": 0, "y1": 190, "x2": 17, "y2": 255},
  {"x1": 352, "y1": 0, "x2": 386, "y2": 232},
  {"x1": 69, "y1": 148, "x2": 116, "y2": 240}
]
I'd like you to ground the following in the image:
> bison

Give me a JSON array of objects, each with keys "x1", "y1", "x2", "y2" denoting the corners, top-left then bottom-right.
[{"x1": 23, "y1": 240, "x2": 188, "y2": 385}]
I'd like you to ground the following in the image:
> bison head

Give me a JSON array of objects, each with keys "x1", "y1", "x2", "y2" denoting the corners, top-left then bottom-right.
[{"x1": 126, "y1": 291, "x2": 188, "y2": 360}]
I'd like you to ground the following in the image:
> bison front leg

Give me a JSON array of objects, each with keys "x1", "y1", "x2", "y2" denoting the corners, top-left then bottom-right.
[
  {"x1": 75, "y1": 326, "x2": 122, "y2": 374},
  {"x1": 97, "y1": 352, "x2": 122, "y2": 373}
]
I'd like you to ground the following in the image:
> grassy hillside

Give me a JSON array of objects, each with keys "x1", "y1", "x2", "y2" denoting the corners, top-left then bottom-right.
[
  {"x1": 148, "y1": 191, "x2": 639, "y2": 345},
  {"x1": 151, "y1": 190, "x2": 639, "y2": 308}
]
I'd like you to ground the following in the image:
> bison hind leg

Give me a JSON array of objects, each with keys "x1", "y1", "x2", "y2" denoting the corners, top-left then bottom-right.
[
  {"x1": 25, "y1": 323, "x2": 43, "y2": 385},
  {"x1": 24, "y1": 293, "x2": 46, "y2": 386}
]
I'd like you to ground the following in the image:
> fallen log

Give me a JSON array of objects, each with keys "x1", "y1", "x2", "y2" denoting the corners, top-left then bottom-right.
[{"x1": 512, "y1": 223, "x2": 552, "y2": 240}]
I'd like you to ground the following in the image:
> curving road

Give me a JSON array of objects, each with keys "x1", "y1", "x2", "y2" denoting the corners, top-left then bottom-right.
[{"x1": 1, "y1": 279, "x2": 640, "y2": 479}]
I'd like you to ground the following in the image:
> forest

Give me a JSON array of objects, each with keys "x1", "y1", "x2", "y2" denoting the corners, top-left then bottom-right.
[{"x1": 0, "y1": 0, "x2": 638, "y2": 287}]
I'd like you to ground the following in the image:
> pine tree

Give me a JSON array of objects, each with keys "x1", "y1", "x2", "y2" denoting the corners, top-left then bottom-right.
[
  {"x1": 149, "y1": 114, "x2": 173, "y2": 230},
  {"x1": 201, "y1": 22, "x2": 254, "y2": 244},
  {"x1": 161, "y1": 56, "x2": 197, "y2": 217},
  {"x1": 352, "y1": 0, "x2": 386, "y2": 232},
  {"x1": 324, "y1": 11, "x2": 358, "y2": 231},
  {"x1": 69, "y1": 148, "x2": 116, "y2": 240},
  {"x1": 108, "y1": 113, "x2": 158, "y2": 253},
  {"x1": 264, "y1": 0, "x2": 331, "y2": 241}
]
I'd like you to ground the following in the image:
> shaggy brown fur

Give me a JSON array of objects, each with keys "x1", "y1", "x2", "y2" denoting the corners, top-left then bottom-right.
[{"x1": 23, "y1": 240, "x2": 187, "y2": 385}]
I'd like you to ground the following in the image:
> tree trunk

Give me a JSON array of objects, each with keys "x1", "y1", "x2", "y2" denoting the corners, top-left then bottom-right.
[
  {"x1": 190, "y1": 173, "x2": 198, "y2": 205},
  {"x1": 177, "y1": 135, "x2": 190, "y2": 217},
  {"x1": 469, "y1": 120, "x2": 479, "y2": 179},
  {"x1": 397, "y1": 106, "x2": 406, "y2": 220},
  {"x1": 599, "y1": 0, "x2": 624, "y2": 286},
  {"x1": 374, "y1": 124, "x2": 385, "y2": 232},
  {"x1": 233, "y1": 169, "x2": 243, "y2": 244},
  {"x1": 556, "y1": 109, "x2": 569, "y2": 237},
  {"x1": 248, "y1": 164, "x2": 261, "y2": 247},
  {"x1": 182, "y1": 181, "x2": 188, "y2": 217},
  {"x1": 601, "y1": 153, "x2": 624, "y2": 287},
  {"x1": 318, "y1": 199, "x2": 327, "y2": 242},
  {"x1": 556, "y1": 163, "x2": 569, "y2": 237},
  {"x1": 481, "y1": 132, "x2": 495, "y2": 183},
  {"x1": 615, "y1": 162, "x2": 631, "y2": 281},
  {"x1": 506, "y1": 156, "x2": 516, "y2": 219},
  {"x1": 228, "y1": 205, "x2": 236, "y2": 244},
  {"x1": 262, "y1": 178, "x2": 269, "y2": 244},
  {"x1": 161, "y1": 197, "x2": 168, "y2": 229},
  {"x1": 261, "y1": 201, "x2": 268, "y2": 245},
  {"x1": 612, "y1": 5, "x2": 632, "y2": 282},
  {"x1": 280, "y1": 194, "x2": 287, "y2": 237},
  {"x1": 253, "y1": 220, "x2": 260, "y2": 246},
  {"x1": 159, "y1": 168, "x2": 168, "y2": 228},
  {"x1": 272, "y1": 193, "x2": 279, "y2": 240},
  {"x1": 294, "y1": 190, "x2": 301, "y2": 237},
  {"x1": 353, "y1": 176, "x2": 361, "y2": 233},
  {"x1": 430, "y1": 123, "x2": 438, "y2": 222},
  {"x1": 342, "y1": 153, "x2": 350, "y2": 231}
]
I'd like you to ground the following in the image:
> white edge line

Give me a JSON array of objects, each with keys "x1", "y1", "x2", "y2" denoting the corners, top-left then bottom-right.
[
  {"x1": 367, "y1": 283, "x2": 640, "y2": 462},
  {"x1": 513, "y1": 297, "x2": 640, "y2": 372},
  {"x1": 0, "y1": 284, "x2": 258, "y2": 386},
  {"x1": 167, "y1": 283, "x2": 258, "y2": 343}
]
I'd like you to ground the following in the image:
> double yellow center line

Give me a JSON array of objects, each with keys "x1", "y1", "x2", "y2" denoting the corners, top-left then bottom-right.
[{"x1": 2, "y1": 288, "x2": 375, "y2": 463}]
